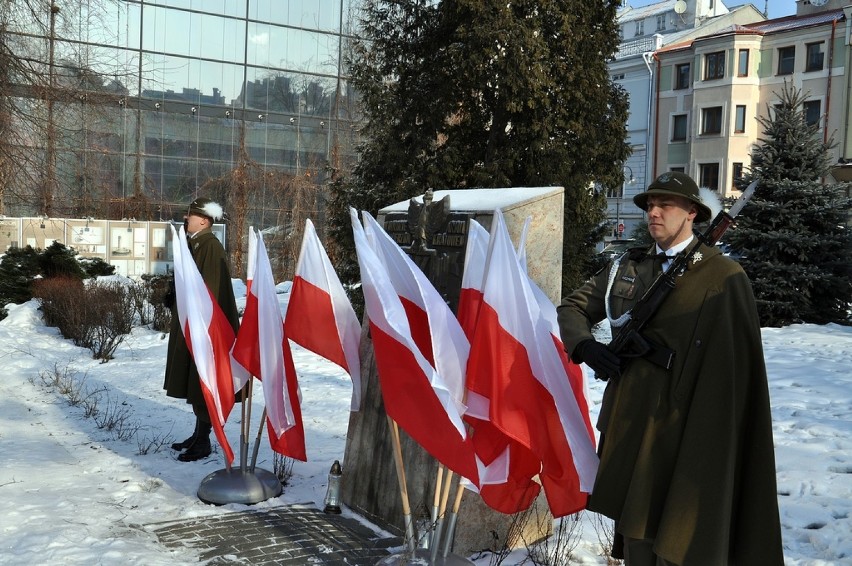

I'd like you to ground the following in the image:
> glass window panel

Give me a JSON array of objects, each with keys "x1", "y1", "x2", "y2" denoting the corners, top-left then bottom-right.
[
  {"x1": 54, "y1": 2, "x2": 140, "y2": 49},
  {"x1": 701, "y1": 107, "x2": 723, "y2": 134},
  {"x1": 699, "y1": 163, "x2": 719, "y2": 191},
  {"x1": 142, "y1": 5, "x2": 246, "y2": 63},
  {"x1": 806, "y1": 42, "x2": 824, "y2": 72},
  {"x1": 675, "y1": 63, "x2": 690, "y2": 90},
  {"x1": 243, "y1": 67, "x2": 273, "y2": 112},
  {"x1": 734, "y1": 105, "x2": 746, "y2": 133},
  {"x1": 778, "y1": 46, "x2": 795, "y2": 75},
  {"x1": 53, "y1": 41, "x2": 139, "y2": 95},
  {"x1": 143, "y1": 6, "x2": 192, "y2": 54},
  {"x1": 6, "y1": 2, "x2": 49, "y2": 34},
  {"x1": 198, "y1": 60, "x2": 243, "y2": 106},
  {"x1": 289, "y1": 29, "x2": 340, "y2": 76},
  {"x1": 149, "y1": 0, "x2": 242, "y2": 17},
  {"x1": 672, "y1": 115, "x2": 687, "y2": 141},
  {"x1": 137, "y1": 56, "x2": 227, "y2": 104},
  {"x1": 142, "y1": 57, "x2": 242, "y2": 105},
  {"x1": 250, "y1": 0, "x2": 342, "y2": 32},
  {"x1": 143, "y1": 7, "x2": 245, "y2": 64},
  {"x1": 248, "y1": 24, "x2": 340, "y2": 76},
  {"x1": 705, "y1": 51, "x2": 725, "y2": 80},
  {"x1": 732, "y1": 163, "x2": 743, "y2": 183},
  {"x1": 737, "y1": 49, "x2": 748, "y2": 77},
  {"x1": 193, "y1": 12, "x2": 246, "y2": 63},
  {"x1": 803, "y1": 100, "x2": 821, "y2": 126}
]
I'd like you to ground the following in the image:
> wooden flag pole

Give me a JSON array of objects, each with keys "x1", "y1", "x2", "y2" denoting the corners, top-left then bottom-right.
[
  {"x1": 442, "y1": 478, "x2": 467, "y2": 557},
  {"x1": 429, "y1": 464, "x2": 445, "y2": 544},
  {"x1": 387, "y1": 415, "x2": 416, "y2": 551}
]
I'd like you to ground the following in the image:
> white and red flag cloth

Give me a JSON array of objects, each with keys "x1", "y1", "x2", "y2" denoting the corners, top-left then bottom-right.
[
  {"x1": 361, "y1": 211, "x2": 468, "y2": 411},
  {"x1": 233, "y1": 227, "x2": 260, "y2": 377},
  {"x1": 233, "y1": 229, "x2": 306, "y2": 461},
  {"x1": 350, "y1": 209, "x2": 480, "y2": 484},
  {"x1": 465, "y1": 210, "x2": 597, "y2": 517},
  {"x1": 284, "y1": 219, "x2": 362, "y2": 411},
  {"x1": 170, "y1": 224, "x2": 243, "y2": 466},
  {"x1": 246, "y1": 225, "x2": 258, "y2": 294},
  {"x1": 456, "y1": 218, "x2": 541, "y2": 513},
  {"x1": 456, "y1": 219, "x2": 489, "y2": 342}
]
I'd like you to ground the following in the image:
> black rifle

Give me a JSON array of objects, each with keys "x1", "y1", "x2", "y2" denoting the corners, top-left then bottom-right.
[{"x1": 607, "y1": 180, "x2": 758, "y2": 368}]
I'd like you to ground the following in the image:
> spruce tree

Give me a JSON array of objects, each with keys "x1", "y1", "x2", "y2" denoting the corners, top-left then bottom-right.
[
  {"x1": 727, "y1": 83, "x2": 852, "y2": 326},
  {"x1": 329, "y1": 0, "x2": 629, "y2": 295}
]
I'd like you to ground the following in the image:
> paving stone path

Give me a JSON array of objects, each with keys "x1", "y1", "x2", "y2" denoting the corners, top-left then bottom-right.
[{"x1": 149, "y1": 504, "x2": 403, "y2": 565}]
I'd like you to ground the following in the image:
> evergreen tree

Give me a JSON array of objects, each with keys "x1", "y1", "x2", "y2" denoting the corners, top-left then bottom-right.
[
  {"x1": 727, "y1": 83, "x2": 852, "y2": 326},
  {"x1": 39, "y1": 241, "x2": 87, "y2": 279},
  {"x1": 0, "y1": 246, "x2": 41, "y2": 316},
  {"x1": 329, "y1": 0, "x2": 629, "y2": 295}
]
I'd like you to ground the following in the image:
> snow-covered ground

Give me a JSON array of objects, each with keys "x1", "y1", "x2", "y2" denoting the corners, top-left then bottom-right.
[{"x1": 1, "y1": 284, "x2": 850, "y2": 565}]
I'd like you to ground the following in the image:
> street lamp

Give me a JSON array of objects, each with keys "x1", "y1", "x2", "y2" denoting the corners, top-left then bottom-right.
[{"x1": 618, "y1": 166, "x2": 636, "y2": 239}]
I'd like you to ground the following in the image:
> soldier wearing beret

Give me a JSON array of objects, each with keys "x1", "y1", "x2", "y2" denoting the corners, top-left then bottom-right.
[
  {"x1": 163, "y1": 197, "x2": 240, "y2": 462},
  {"x1": 558, "y1": 172, "x2": 783, "y2": 565}
]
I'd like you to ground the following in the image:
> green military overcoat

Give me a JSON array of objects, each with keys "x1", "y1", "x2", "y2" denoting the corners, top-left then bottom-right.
[
  {"x1": 557, "y1": 242, "x2": 783, "y2": 565},
  {"x1": 163, "y1": 228, "x2": 240, "y2": 406}
]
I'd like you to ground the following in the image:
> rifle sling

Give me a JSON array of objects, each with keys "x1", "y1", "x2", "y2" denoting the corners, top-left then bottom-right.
[{"x1": 619, "y1": 329, "x2": 676, "y2": 370}]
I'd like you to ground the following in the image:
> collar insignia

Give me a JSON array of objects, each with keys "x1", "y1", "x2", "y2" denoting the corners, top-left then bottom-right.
[{"x1": 692, "y1": 251, "x2": 703, "y2": 264}]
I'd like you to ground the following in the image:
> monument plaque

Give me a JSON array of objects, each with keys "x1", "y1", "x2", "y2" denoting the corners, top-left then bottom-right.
[{"x1": 342, "y1": 187, "x2": 565, "y2": 556}]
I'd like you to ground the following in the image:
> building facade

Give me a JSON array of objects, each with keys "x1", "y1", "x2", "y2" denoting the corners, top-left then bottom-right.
[
  {"x1": 654, "y1": 2, "x2": 851, "y2": 198},
  {"x1": 1, "y1": 0, "x2": 360, "y2": 227},
  {"x1": 609, "y1": 0, "x2": 767, "y2": 242}
]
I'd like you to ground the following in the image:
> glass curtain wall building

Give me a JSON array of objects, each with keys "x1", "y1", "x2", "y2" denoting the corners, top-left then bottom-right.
[{"x1": 2, "y1": 0, "x2": 361, "y2": 229}]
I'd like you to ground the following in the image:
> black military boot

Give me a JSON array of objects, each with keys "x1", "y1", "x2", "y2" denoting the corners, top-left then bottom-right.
[
  {"x1": 178, "y1": 422, "x2": 212, "y2": 462},
  {"x1": 171, "y1": 419, "x2": 199, "y2": 451}
]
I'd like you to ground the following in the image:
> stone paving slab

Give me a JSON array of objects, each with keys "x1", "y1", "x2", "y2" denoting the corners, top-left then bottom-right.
[{"x1": 148, "y1": 504, "x2": 403, "y2": 565}]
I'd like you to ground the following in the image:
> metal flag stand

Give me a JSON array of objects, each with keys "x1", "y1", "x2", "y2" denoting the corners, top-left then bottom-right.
[
  {"x1": 375, "y1": 416, "x2": 474, "y2": 566},
  {"x1": 197, "y1": 380, "x2": 283, "y2": 505}
]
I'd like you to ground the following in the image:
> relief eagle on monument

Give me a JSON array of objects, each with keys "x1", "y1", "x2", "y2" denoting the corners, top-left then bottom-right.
[{"x1": 398, "y1": 188, "x2": 466, "y2": 312}]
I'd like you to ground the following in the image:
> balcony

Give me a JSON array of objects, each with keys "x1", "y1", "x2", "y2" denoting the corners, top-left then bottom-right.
[{"x1": 616, "y1": 34, "x2": 663, "y2": 60}]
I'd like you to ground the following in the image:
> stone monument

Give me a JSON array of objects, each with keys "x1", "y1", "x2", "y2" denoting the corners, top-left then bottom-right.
[{"x1": 342, "y1": 187, "x2": 565, "y2": 556}]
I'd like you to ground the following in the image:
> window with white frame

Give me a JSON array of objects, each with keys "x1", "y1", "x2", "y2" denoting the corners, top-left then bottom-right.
[
  {"x1": 705, "y1": 51, "x2": 725, "y2": 80},
  {"x1": 675, "y1": 63, "x2": 691, "y2": 90},
  {"x1": 803, "y1": 100, "x2": 821, "y2": 127},
  {"x1": 734, "y1": 105, "x2": 746, "y2": 133},
  {"x1": 737, "y1": 49, "x2": 749, "y2": 77},
  {"x1": 700, "y1": 163, "x2": 720, "y2": 191},
  {"x1": 778, "y1": 46, "x2": 795, "y2": 75},
  {"x1": 732, "y1": 162, "x2": 744, "y2": 184},
  {"x1": 672, "y1": 114, "x2": 688, "y2": 141},
  {"x1": 635, "y1": 19, "x2": 644, "y2": 36},
  {"x1": 701, "y1": 106, "x2": 723, "y2": 135},
  {"x1": 806, "y1": 42, "x2": 824, "y2": 72}
]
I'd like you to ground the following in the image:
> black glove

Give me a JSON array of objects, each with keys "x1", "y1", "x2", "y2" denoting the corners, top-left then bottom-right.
[{"x1": 574, "y1": 339, "x2": 621, "y2": 381}]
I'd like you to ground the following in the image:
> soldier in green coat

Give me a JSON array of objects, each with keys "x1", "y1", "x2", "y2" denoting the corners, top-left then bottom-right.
[
  {"x1": 558, "y1": 172, "x2": 783, "y2": 565},
  {"x1": 163, "y1": 197, "x2": 240, "y2": 462}
]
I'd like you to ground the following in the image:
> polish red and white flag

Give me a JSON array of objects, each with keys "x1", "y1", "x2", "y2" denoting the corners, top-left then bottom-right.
[
  {"x1": 457, "y1": 218, "x2": 541, "y2": 513},
  {"x1": 233, "y1": 227, "x2": 259, "y2": 378},
  {"x1": 362, "y1": 212, "x2": 467, "y2": 412},
  {"x1": 170, "y1": 224, "x2": 240, "y2": 465},
  {"x1": 284, "y1": 219, "x2": 362, "y2": 411},
  {"x1": 465, "y1": 210, "x2": 597, "y2": 517},
  {"x1": 233, "y1": 230, "x2": 306, "y2": 461},
  {"x1": 351, "y1": 209, "x2": 479, "y2": 484},
  {"x1": 456, "y1": 219, "x2": 489, "y2": 341},
  {"x1": 246, "y1": 226, "x2": 258, "y2": 295}
]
